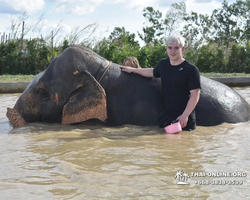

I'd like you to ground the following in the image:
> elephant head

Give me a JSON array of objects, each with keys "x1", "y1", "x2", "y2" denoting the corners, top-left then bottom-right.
[{"x1": 7, "y1": 46, "x2": 108, "y2": 127}]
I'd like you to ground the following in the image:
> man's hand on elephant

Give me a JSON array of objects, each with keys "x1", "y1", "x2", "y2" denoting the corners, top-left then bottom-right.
[
  {"x1": 120, "y1": 66, "x2": 135, "y2": 73},
  {"x1": 120, "y1": 66, "x2": 154, "y2": 78}
]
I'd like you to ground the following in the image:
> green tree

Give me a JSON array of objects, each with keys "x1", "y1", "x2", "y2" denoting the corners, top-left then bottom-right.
[
  {"x1": 138, "y1": 6, "x2": 164, "y2": 46},
  {"x1": 227, "y1": 42, "x2": 246, "y2": 73},
  {"x1": 182, "y1": 0, "x2": 250, "y2": 48},
  {"x1": 213, "y1": 46, "x2": 226, "y2": 73},
  {"x1": 164, "y1": 2, "x2": 187, "y2": 36},
  {"x1": 182, "y1": 12, "x2": 212, "y2": 49},
  {"x1": 147, "y1": 44, "x2": 168, "y2": 68},
  {"x1": 137, "y1": 47, "x2": 148, "y2": 68},
  {"x1": 61, "y1": 39, "x2": 69, "y2": 51},
  {"x1": 242, "y1": 41, "x2": 250, "y2": 73},
  {"x1": 195, "y1": 45, "x2": 215, "y2": 72},
  {"x1": 211, "y1": 0, "x2": 240, "y2": 46},
  {"x1": 92, "y1": 27, "x2": 140, "y2": 65},
  {"x1": 209, "y1": 0, "x2": 250, "y2": 46},
  {"x1": 184, "y1": 49, "x2": 198, "y2": 65},
  {"x1": 0, "y1": 40, "x2": 28, "y2": 74},
  {"x1": 108, "y1": 27, "x2": 139, "y2": 49},
  {"x1": 229, "y1": 0, "x2": 250, "y2": 42}
]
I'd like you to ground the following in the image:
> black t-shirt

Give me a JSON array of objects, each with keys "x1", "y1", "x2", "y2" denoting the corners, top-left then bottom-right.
[{"x1": 153, "y1": 58, "x2": 201, "y2": 128}]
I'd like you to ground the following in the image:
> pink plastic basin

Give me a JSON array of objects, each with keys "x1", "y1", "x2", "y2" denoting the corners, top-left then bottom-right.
[{"x1": 164, "y1": 122, "x2": 182, "y2": 134}]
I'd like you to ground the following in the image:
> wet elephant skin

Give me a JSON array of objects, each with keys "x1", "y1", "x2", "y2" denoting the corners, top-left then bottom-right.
[{"x1": 7, "y1": 45, "x2": 250, "y2": 127}]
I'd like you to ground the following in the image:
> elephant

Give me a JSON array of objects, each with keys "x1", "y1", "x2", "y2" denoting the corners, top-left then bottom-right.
[{"x1": 6, "y1": 45, "x2": 250, "y2": 128}]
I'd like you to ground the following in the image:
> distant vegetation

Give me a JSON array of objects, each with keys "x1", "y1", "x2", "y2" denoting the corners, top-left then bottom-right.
[
  {"x1": 0, "y1": 75, "x2": 35, "y2": 82},
  {"x1": 0, "y1": 0, "x2": 250, "y2": 75},
  {"x1": 1, "y1": 73, "x2": 250, "y2": 83}
]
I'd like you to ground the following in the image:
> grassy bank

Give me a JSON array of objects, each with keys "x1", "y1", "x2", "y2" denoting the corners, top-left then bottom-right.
[
  {"x1": 201, "y1": 73, "x2": 250, "y2": 78},
  {"x1": 0, "y1": 75, "x2": 36, "y2": 82},
  {"x1": 1, "y1": 73, "x2": 250, "y2": 82}
]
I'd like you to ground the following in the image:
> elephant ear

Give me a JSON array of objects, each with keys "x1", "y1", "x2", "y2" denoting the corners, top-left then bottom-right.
[{"x1": 62, "y1": 72, "x2": 107, "y2": 124}]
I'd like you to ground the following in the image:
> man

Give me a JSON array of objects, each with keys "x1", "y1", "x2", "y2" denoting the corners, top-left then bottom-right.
[{"x1": 120, "y1": 34, "x2": 201, "y2": 131}]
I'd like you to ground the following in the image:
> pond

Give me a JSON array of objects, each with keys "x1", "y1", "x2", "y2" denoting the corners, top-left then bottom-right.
[{"x1": 0, "y1": 87, "x2": 250, "y2": 199}]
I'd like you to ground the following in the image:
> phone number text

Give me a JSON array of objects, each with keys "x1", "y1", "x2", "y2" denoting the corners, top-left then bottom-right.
[{"x1": 194, "y1": 180, "x2": 243, "y2": 185}]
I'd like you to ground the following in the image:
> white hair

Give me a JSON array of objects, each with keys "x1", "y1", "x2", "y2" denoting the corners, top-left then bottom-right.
[{"x1": 165, "y1": 34, "x2": 185, "y2": 47}]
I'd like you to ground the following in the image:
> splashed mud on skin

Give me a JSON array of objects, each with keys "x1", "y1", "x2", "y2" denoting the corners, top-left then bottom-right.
[{"x1": 55, "y1": 93, "x2": 59, "y2": 104}]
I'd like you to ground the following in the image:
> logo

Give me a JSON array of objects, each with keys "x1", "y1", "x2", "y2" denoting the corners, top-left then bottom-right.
[
  {"x1": 179, "y1": 67, "x2": 183, "y2": 71},
  {"x1": 175, "y1": 170, "x2": 190, "y2": 185}
]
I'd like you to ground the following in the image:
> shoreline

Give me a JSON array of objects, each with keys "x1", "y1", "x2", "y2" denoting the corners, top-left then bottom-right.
[
  {"x1": 1, "y1": 77, "x2": 250, "y2": 93},
  {"x1": 210, "y1": 77, "x2": 250, "y2": 87},
  {"x1": 0, "y1": 82, "x2": 30, "y2": 93}
]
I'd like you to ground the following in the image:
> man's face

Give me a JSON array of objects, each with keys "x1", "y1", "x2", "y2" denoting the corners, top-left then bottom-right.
[{"x1": 166, "y1": 42, "x2": 184, "y2": 61}]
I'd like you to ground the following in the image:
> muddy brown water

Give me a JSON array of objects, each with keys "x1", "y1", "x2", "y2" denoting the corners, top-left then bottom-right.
[{"x1": 0, "y1": 88, "x2": 250, "y2": 200}]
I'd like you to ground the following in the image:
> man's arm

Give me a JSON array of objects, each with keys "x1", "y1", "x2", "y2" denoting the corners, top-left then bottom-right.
[
  {"x1": 177, "y1": 88, "x2": 200, "y2": 128},
  {"x1": 120, "y1": 66, "x2": 154, "y2": 78}
]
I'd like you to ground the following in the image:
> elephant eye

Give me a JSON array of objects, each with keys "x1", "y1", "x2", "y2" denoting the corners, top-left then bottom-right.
[{"x1": 37, "y1": 88, "x2": 50, "y2": 101}]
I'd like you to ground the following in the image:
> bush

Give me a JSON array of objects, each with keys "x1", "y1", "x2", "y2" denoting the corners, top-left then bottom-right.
[
  {"x1": 0, "y1": 38, "x2": 55, "y2": 75},
  {"x1": 1, "y1": 36, "x2": 250, "y2": 74}
]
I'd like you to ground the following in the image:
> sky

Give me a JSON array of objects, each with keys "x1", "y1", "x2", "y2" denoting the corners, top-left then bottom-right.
[{"x1": 0, "y1": 0, "x2": 237, "y2": 45}]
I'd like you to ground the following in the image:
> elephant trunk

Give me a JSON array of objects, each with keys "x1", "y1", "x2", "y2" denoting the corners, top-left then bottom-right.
[{"x1": 6, "y1": 107, "x2": 27, "y2": 128}]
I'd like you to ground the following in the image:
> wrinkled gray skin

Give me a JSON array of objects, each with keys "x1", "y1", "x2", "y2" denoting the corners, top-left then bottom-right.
[{"x1": 8, "y1": 45, "x2": 250, "y2": 127}]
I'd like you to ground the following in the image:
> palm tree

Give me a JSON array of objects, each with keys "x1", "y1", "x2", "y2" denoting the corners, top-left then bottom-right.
[
  {"x1": 175, "y1": 170, "x2": 184, "y2": 181},
  {"x1": 183, "y1": 173, "x2": 190, "y2": 182}
]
